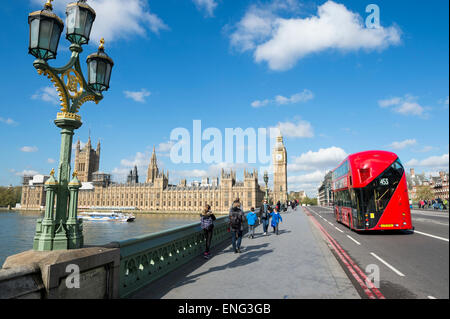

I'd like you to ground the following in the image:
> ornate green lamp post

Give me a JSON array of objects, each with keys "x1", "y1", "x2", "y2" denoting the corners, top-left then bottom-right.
[
  {"x1": 263, "y1": 170, "x2": 269, "y2": 202},
  {"x1": 29, "y1": 0, "x2": 114, "y2": 251}
]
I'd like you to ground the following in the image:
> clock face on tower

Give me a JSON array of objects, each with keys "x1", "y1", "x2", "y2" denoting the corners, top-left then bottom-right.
[{"x1": 276, "y1": 153, "x2": 283, "y2": 162}]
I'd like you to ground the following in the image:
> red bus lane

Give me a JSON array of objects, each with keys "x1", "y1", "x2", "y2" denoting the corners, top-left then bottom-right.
[{"x1": 304, "y1": 207, "x2": 385, "y2": 299}]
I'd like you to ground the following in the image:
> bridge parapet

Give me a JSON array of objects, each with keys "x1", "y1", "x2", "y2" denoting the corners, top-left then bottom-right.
[{"x1": 114, "y1": 215, "x2": 233, "y2": 298}]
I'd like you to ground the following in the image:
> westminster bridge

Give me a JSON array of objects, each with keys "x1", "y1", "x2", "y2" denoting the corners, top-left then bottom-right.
[
  {"x1": 1, "y1": 206, "x2": 449, "y2": 299},
  {"x1": 0, "y1": 206, "x2": 359, "y2": 299}
]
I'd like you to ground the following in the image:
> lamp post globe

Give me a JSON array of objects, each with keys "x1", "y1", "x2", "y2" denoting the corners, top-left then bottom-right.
[
  {"x1": 87, "y1": 39, "x2": 114, "y2": 92},
  {"x1": 65, "y1": 0, "x2": 96, "y2": 46},
  {"x1": 264, "y1": 170, "x2": 269, "y2": 201},
  {"x1": 28, "y1": 0, "x2": 64, "y2": 61}
]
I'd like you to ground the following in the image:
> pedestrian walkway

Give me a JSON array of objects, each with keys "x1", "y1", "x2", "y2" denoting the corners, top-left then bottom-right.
[{"x1": 130, "y1": 207, "x2": 359, "y2": 299}]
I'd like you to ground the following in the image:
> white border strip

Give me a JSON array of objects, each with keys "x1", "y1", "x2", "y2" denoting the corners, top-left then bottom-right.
[
  {"x1": 347, "y1": 235, "x2": 361, "y2": 245},
  {"x1": 414, "y1": 230, "x2": 449, "y2": 242},
  {"x1": 334, "y1": 227, "x2": 344, "y2": 233},
  {"x1": 370, "y1": 252, "x2": 405, "y2": 277}
]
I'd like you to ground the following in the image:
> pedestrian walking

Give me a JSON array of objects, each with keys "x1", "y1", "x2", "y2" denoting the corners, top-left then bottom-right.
[
  {"x1": 229, "y1": 199, "x2": 245, "y2": 253},
  {"x1": 246, "y1": 207, "x2": 258, "y2": 239},
  {"x1": 261, "y1": 200, "x2": 271, "y2": 235},
  {"x1": 270, "y1": 207, "x2": 283, "y2": 235},
  {"x1": 200, "y1": 204, "x2": 216, "y2": 259}
]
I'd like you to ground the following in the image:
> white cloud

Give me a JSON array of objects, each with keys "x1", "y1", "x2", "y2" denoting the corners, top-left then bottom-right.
[
  {"x1": 406, "y1": 154, "x2": 449, "y2": 169},
  {"x1": 379, "y1": 97, "x2": 402, "y2": 108},
  {"x1": 31, "y1": 0, "x2": 169, "y2": 44},
  {"x1": 119, "y1": 152, "x2": 149, "y2": 168},
  {"x1": 288, "y1": 170, "x2": 328, "y2": 196},
  {"x1": 288, "y1": 146, "x2": 347, "y2": 172},
  {"x1": 31, "y1": 87, "x2": 60, "y2": 105},
  {"x1": 157, "y1": 141, "x2": 175, "y2": 156},
  {"x1": 20, "y1": 146, "x2": 38, "y2": 153},
  {"x1": 388, "y1": 139, "x2": 417, "y2": 150},
  {"x1": 47, "y1": 158, "x2": 56, "y2": 164},
  {"x1": 193, "y1": 0, "x2": 218, "y2": 17},
  {"x1": 124, "y1": 89, "x2": 151, "y2": 103},
  {"x1": 288, "y1": 170, "x2": 327, "y2": 184},
  {"x1": 271, "y1": 119, "x2": 314, "y2": 138},
  {"x1": 252, "y1": 89, "x2": 314, "y2": 107},
  {"x1": 0, "y1": 117, "x2": 17, "y2": 125},
  {"x1": 13, "y1": 169, "x2": 40, "y2": 177},
  {"x1": 414, "y1": 146, "x2": 435, "y2": 153},
  {"x1": 251, "y1": 99, "x2": 271, "y2": 108},
  {"x1": 378, "y1": 95, "x2": 427, "y2": 117},
  {"x1": 230, "y1": 0, "x2": 401, "y2": 71},
  {"x1": 112, "y1": 151, "x2": 153, "y2": 182}
]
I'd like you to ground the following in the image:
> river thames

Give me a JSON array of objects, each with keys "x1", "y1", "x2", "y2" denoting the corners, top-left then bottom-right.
[{"x1": 0, "y1": 210, "x2": 202, "y2": 266}]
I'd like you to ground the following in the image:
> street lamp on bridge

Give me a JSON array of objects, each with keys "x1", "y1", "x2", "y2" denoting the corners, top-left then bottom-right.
[
  {"x1": 263, "y1": 170, "x2": 269, "y2": 202},
  {"x1": 28, "y1": 0, "x2": 114, "y2": 251}
]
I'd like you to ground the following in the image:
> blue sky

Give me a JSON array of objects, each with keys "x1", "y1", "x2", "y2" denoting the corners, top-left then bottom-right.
[{"x1": 0, "y1": 0, "x2": 448, "y2": 196}]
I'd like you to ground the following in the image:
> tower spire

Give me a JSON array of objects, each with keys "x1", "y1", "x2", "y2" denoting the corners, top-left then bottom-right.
[{"x1": 146, "y1": 145, "x2": 159, "y2": 183}]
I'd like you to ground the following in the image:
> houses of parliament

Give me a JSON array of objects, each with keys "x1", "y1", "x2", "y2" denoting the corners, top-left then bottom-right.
[{"x1": 21, "y1": 135, "x2": 288, "y2": 213}]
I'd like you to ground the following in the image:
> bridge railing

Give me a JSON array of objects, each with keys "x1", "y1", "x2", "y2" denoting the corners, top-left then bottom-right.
[
  {"x1": 113, "y1": 214, "x2": 229, "y2": 298},
  {"x1": 113, "y1": 209, "x2": 261, "y2": 298}
]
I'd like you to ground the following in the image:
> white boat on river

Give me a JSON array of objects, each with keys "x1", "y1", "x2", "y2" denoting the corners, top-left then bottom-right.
[{"x1": 78, "y1": 211, "x2": 136, "y2": 222}]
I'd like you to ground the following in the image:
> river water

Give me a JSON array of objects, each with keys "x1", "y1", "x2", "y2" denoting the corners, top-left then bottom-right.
[{"x1": 0, "y1": 210, "x2": 201, "y2": 266}]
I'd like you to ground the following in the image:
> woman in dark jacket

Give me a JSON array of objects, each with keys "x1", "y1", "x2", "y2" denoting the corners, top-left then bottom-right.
[{"x1": 200, "y1": 204, "x2": 216, "y2": 259}]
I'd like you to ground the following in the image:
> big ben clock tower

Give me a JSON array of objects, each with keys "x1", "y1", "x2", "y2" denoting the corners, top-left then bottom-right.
[{"x1": 273, "y1": 134, "x2": 287, "y2": 204}]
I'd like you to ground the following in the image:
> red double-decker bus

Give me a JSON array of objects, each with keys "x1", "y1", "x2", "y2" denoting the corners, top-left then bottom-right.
[{"x1": 332, "y1": 150, "x2": 413, "y2": 231}]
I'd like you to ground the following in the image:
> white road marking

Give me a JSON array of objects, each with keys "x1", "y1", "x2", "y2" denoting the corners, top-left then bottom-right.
[
  {"x1": 347, "y1": 235, "x2": 361, "y2": 245},
  {"x1": 428, "y1": 296, "x2": 437, "y2": 299},
  {"x1": 411, "y1": 210, "x2": 449, "y2": 218},
  {"x1": 414, "y1": 230, "x2": 449, "y2": 242},
  {"x1": 370, "y1": 252, "x2": 405, "y2": 277},
  {"x1": 334, "y1": 227, "x2": 344, "y2": 233}
]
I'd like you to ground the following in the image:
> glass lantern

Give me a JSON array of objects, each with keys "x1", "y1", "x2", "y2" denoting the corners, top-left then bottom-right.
[
  {"x1": 28, "y1": 0, "x2": 64, "y2": 60},
  {"x1": 66, "y1": 0, "x2": 96, "y2": 45},
  {"x1": 86, "y1": 39, "x2": 114, "y2": 92}
]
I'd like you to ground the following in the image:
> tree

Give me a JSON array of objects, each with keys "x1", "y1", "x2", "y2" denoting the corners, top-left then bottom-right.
[
  {"x1": 0, "y1": 186, "x2": 22, "y2": 208},
  {"x1": 414, "y1": 185, "x2": 434, "y2": 201},
  {"x1": 302, "y1": 196, "x2": 318, "y2": 206}
]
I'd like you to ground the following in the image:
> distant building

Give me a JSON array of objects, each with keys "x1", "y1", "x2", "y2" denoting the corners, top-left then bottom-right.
[
  {"x1": 272, "y1": 135, "x2": 288, "y2": 203},
  {"x1": 20, "y1": 174, "x2": 50, "y2": 210},
  {"x1": 127, "y1": 165, "x2": 139, "y2": 184},
  {"x1": 318, "y1": 171, "x2": 333, "y2": 206},
  {"x1": 407, "y1": 169, "x2": 449, "y2": 201},
  {"x1": 74, "y1": 137, "x2": 100, "y2": 183},
  {"x1": 289, "y1": 191, "x2": 307, "y2": 201},
  {"x1": 20, "y1": 136, "x2": 292, "y2": 212}
]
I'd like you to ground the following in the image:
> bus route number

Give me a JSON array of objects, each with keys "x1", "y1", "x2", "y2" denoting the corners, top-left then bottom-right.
[{"x1": 380, "y1": 178, "x2": 389, "y2": 186}]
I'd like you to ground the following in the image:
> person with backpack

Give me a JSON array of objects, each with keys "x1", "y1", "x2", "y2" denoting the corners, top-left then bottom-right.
[
  {"x1": 200, "y1": 204, "x2": 216, "y2": 259},
  {"x1": 270, "y1": 207, "x2": 283, "y2": 235},
  {"x1": 246, "y1": 207, "x2": 258, "y2": 239},
  {"x1": 261, "y1": 200, "x2": 271, "y2": 235},
  {"x1": 229, "y1": 199, "x2": 245, "y2": 253}
]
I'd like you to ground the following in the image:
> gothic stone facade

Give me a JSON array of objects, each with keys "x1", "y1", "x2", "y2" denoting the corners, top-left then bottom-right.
[{"x1": 21, "y1": 136, "x2": 288, "y2": 213}]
